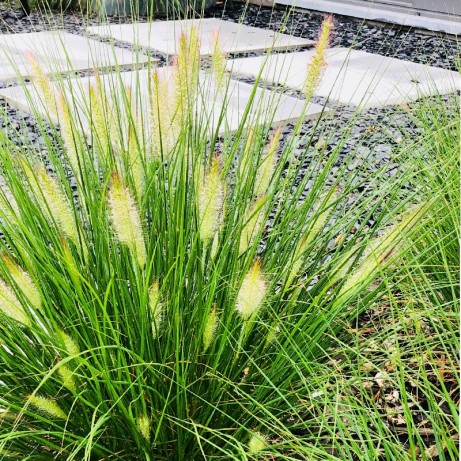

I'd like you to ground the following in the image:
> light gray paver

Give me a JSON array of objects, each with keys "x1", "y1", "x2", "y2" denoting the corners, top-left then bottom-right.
[
  {"x1": 86, "y1": 18, "x2": 313, "y2": 56},
  {"x1": 0, "y1": 31, "x2": 152, "y2": 82},
  {"x1": 226, "y1": 48, "x2": 461, "y2": 109},
  {"x1": 0, "y1": 68, "x2": 327, "y2": 138}
]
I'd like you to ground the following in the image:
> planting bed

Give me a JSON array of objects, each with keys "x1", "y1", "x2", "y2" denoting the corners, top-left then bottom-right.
[{"x1": 0, "y1": 4, "x2": 458, "y2": 458}]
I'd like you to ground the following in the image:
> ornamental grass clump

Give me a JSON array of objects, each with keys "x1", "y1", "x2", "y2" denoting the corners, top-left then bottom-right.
[{"x1": 0, "y1": 19, "x2": 436, "y2": 461}]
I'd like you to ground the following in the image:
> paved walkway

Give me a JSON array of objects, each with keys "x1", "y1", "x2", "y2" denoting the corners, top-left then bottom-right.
[{"x1": 0, "y1": 19, "x2": 458, "y2": 133}]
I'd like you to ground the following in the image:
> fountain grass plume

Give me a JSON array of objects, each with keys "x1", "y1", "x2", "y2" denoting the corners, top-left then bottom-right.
[
  {"x1": 2, "y1": 255, "x2": 41, "y2": 312},
  {"x1": 27, "y1": 395, "x2": 67, "y2": 420},
  {"x1": 108, "y1": 173, "x2": 146, "y2": 268},
  {"x1": 197, "y1": 156, "x2": 224, "y2": 242},
  {"x1": 0, "y1": 278, "x2": 30, "y2": 326},
  {"x1": 303, "y1": 15, "x2": 334, "y2": 100},
  {"x1": 236, "y1": 260, "x2": 268, "y2": 320}
]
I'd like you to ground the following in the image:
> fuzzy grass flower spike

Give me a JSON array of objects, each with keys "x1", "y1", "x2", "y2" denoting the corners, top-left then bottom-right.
[
  {"x1": 211, "y1": 28, "x2": 226, "y2": 88},
  {"x1": 20, "y1": 159, "x2": 83, "y2": 252},
  {"x1": 137, "y1": 414, "x2": 151, "y2": 442},
  {"x1": 58, "y1": 91, "x2": 80, "y2": 174},
  {"x1": 239, "y1": 196, "x2": 266, "y2": 255},
  {"x1": 149, "y1": 280, "x2": 163, "y2": 336},
  {"x1": 25, "y1": 51, "x2": 57, "y2": 116},
  {"x1": 303, "y1": 15, "x2": 334, "y2": 100},
  {"x1": 337, "y1": 201, "x2": 430, "y2": 302},
  {"x1": 58, "y1": 330, "x2": 80, "y2": 359},
  {"x1": 27, "y1": 395, "x2": 67, "y2": 420},
  {"x1": 0, "y1": 278, "x2": 30, "y2": 326},
  {"x1": 248, "y1": 431, "x2": 267, "y2": 455},
  {"x1": 57, "y1": 364, "x2": 77, "y2": 394},
  {"x1": 197, "y1": 156, "x2": 224, "y2": 243},
  {"x1": 0, "y1": 16, "x2": 455, "y2": 461},
  {"x1": 108, "y1": 173, "x2": 146, "y2": 268},
  {"x1": 203, "y1": 305, "x2": 219, "y2": 352},
  {"x1": 0, "y1": 187, "x2": 19, "y2": 225},
  {"x1": 236, "y1": 260, "x2": 268, "y2": 320},
  {"x1": 150, "y1": 69, "x2": 179, "y2": 158},
  {"x1": 2, "y1": 255, "x2": 41, "y2": 311},
  {"x1": 174, "y1": 26, "x2": 200, "y2": 119},
  {"x1": 254, "y1": 128, "x2": 281, "y2": 197}
]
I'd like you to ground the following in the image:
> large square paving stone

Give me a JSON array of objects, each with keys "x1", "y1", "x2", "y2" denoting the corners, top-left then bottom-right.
[
  {"x1": 0, "y1": 31, "x2": 151, "y2": 82},
  {"x1": 226, "y1": 48, "x2": 461, "y2": 109},
  {"x1": 0, "y1": 68, "x2": 327, "y2": 137},
  {"x1": 86, "y1": 18, "x2": 313, "y2": 56}
]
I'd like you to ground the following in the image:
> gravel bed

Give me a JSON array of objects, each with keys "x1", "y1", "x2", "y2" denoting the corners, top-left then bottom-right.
[{"x1": 212, "y1": 3, "x2": 459, "y2": 70}]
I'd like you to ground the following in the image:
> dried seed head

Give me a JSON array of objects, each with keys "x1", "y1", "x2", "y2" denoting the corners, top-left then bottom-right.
[
  {"x1": 236, "y1": 260, "x2": 268, "y2": 320},
  {"x1": 3, "y1": 255, "x2": 41, "y2": 311},
  {"x1": 197, "y1": 156, "x2": 224, "y2": 242},
  {"x1": 108, "y1": 174, "x2": 146, "y2": 268},
  {"x1": 203, "y1": 306, "x2": 219, "y2": 352},
  {"x1": 248, "y1": 431, "x2": 267, "y2": 454},
  {"x1": 303, "y1": 15, "x2": 333, "y2": 100},
  {"x1": 27, "y1": 395, "x2": 67, "y2": 419}
]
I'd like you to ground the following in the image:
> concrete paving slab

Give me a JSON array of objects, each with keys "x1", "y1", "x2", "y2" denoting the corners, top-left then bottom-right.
[
  {"x1": 0, "y1": 67, "x2": 325, "y2": 135},
  {"x1": 0, "y1": 31, "x2": 152, "y2": 83},
  {"x1": 0, "y1": 68, "x2": 327, "y2": 139},
  {"x1": 86, "y1": 18, "x2": 313, "y2": 56},
  {"x1": 226, "y1": 48, "x2": 461, "y2": 109}
]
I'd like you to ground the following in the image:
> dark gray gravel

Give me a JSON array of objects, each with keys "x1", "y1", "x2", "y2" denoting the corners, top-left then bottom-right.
[{"x1": 211, "y1": 3, "x2": 459, "y2": 71}]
